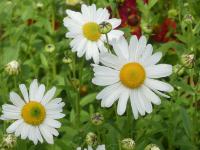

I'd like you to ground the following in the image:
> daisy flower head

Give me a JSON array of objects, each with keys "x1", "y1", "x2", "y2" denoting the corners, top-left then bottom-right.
[
  {"x1": 63, "y1": 4, "x2": 124, "y2": 64},
  {"x1": 92, "y1": 35, "x2": 173, "y2": 119},
  {"x1": 77, "y1": 144, "x2": 106, "y2": 150},
  {"x1": 0, "y1": 79, "x2": 65, "y2": 144}
]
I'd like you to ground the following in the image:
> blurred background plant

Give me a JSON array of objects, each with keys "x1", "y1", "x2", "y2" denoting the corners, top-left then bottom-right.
[{"x1": 0, "y1": 0, "x2": 199, "y2": 149}]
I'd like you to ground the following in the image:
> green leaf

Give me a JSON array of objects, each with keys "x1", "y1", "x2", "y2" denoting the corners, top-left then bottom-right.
[
  {"x1": 80, "y1": 93, "x2": 97, "y2": 107},
  {"x1": 148, "y1": 0, "x2": 158, "y2": 9},
  {"x1": 180, "y1": 107, "x2": 192, "y2": 138},
  {"x1": 39, "y1": 53, "x2": 48, "y2": 69}
]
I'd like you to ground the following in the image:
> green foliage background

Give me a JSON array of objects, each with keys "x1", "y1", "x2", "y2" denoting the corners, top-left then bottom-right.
[{"x1": 0, "y1": 0, "x2": 200, "y2": 149}]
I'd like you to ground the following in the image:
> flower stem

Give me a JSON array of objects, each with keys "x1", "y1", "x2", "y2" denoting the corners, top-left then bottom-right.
[{"x1": 105, "y1": 33, "x2": 111, "y2": 52}]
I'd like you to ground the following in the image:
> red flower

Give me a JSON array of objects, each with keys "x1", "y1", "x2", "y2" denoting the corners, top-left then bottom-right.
[
  {"x1": 118, "y1": 0, "x2": 142, "y2": 38},
  {"x1": 131, "y1": 26, "x2": 142, "y2": 39},
  {"x1": 118, "y1": 0, "x2": 137, "y2": 26},
  {"x1": 151, "y1": 18, "x2": 177, "y2": 43},
  {"x1": 128, "y1": 14, "x2": 140, "y2": 26},
  {"x1": 143, "y1": 0, "x2": 149, "y2": 4}
]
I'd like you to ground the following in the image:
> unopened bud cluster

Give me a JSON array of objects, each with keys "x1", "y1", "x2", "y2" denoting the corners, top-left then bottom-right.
[
  {"x1": 85, "y1": 132, "x2": 98, "y2": 146},
  {"x1": 91, "y1": 112, "x2": 104, "y2": 126},
  {"x1": 181, "y1": 53, "x2": 195, "y2": 68},
  {"x1": 0, "y1": 134, "x2": 17, "y2": 149},
  {"x1": 5, "y1": 60, "x2": 20, "y2": 75},
  {"x1": 145, "y1": 144, "x2": 160, "y2": 150},
  {"x1": 121, "y1": 138, "x2": 135, "y2": 150}
]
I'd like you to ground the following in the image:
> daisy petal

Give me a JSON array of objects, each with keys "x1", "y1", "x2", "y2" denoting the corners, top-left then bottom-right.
[
  {"x1": 93, "y1": 65, "x2": 120, "y2": 77},
  {"x1": 10, "y1": 92, "x2": 25, "y2": 107},
  {"x1": 96, "y1": 83, "x2": 121, "y2": 100},
  {"x1": 145, "y1": 78, "x2": 174, "y2": 92},
  {"x1": 100, "y1": 53, "x2": 125, "y2": 70},
  {"x1": 97, "y1": 40, "x2": 108, "y2": 53},
  {"x1": 21, "y1": 123, "x2": 30, "y2": 139},
  {"x1": 107, "y1": 18, "x2": 121, "y2": 29},
  {"x1": 19, "y1": 84, "x2": 29, "y2": 103},
  {"x1": 153, "y1": 89, "x2": 171, "y2": 98},
  {"x1": 44, "y1": 118, "x2": 61, "y2": 128},
  {"x1": 2, "y1": 104, "x2": 20, "y2": 113},
  {"x1": 102, "y1": 84, "x2": 122, "y2": 107},
  {"x1": 6, "y1": 119, "x2": 23, "y2": 133},
  {"x1": 15, "y1": 122, "x2": 24, "y2": 137},
  {"x1": 29, "y1": 79, "x2": 38, "y2": 100},
  {"x1": 106, "y1": 30, "x2": 124, "y2": 41},
  {"x1": 130, "y1": 90, "x2": 139, "y2": 119},
  {"x1": 85, "y1": 41, "x2": 93, "y2": 60},
  {"x1": 92, "y1": 76, "x2": 119, "y2": 86},
  {"x1": 96, "y1": 8, "x2": 109, "y2": 23},
  {"x1": 142, "y1": 52, "x2": 162, "y2": 66},
  {"x1": 81, "y1": 4, "x2": 91, "y2": 21},
  {"x1": 129, "y1": 35, "x2": 138, "y2": 61},
  {"x1": 134, "y1": 35, "x2": 147, "y2": 61},
  {"x1": 111, "y1": 36, "x2": 129, "y2": 60},
  {"x1": 42, "y1": 87, "x2": 56, "y2": 105},
  {"x1": 146, "y1": 64, "x2": 173, "y2": 78},
  {"x1": 66, "y1": 10, "x2": 84, "y2": 25},
  {"x1": 35, "y1": 127, "x2": 43, "y2": 143},
  {"x1": 35, "y1": 84, "x2": 45, "y2": 102},
  {"x1": 141, "y1": 85, "x2": 161, "y2": 105},
  {"x1": 140, "y1": 44, "x2": 153, "y2": 62},
  {"x1": 39, "y1": 125, "x2": 54, "y2": 144},
  {"x1": 117, "y1": 88, "x2": 129, "y2": 115},
  {"x1": 77, "y1": 38, "x2": 87, "y2": 57},
  {"x1": 63, "y1": 17, "x2": 81, "y2": 33},
  {"x1": 91, "y1": 42, "x2": 99, "y2": 64}
]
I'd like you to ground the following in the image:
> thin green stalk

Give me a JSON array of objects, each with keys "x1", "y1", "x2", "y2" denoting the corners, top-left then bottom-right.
[
  {"x1": 76, "y1": 58, "x2": 85, "y2": 126},
  {"x1": 105, "y1": 33, "x2": 111, "y2": 52},
  {"x1": 76, "y1": 92, "x2": 80, "y2": 126}
]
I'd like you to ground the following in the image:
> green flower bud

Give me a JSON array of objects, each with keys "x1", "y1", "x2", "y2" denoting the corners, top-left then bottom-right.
[
  {"x1": 99, "y1": 22, "x2": 112, "y2": 34},
  {"x1": 91, "y1": 112, "x2": 104, "y2": 126},
  {"x1": 183, "y1": 14, "x2": 194, "y2": 25},
  {"x1": 184, "y1": 3, "x2": 189, "y2": 7},
  {"x1": 168, "y1": 9, "x2": 178, "y2": 18},
  {"x1": 36, "y1": 2, "x2": 44, "y2": 9},
  {"x1": 141, "y1": 22, "x2": 152, "y2": 34},
  {"x1": 181, "y1": 53, "x2": 195, "y2": 68},
  {"x1": 85, "y1": 132, "x2": 98, "y2": 146},
  {"x1": 66, "y1": 0, "x2": 81, "y2": 6},
  {"x1": 173, "y1": 64, "x2": 185, "y2": 76},
  {"x1": 45, "y1": 44, "x2": 55, "y2": 53},
  {"x1": 62, "y1": 57, "x2": 72, "y2": 64},
  {"x1": 121, "y1": 138, "x2": 135, "y2": 150},
  {"x1": 6, "y1": 1, "x2": 12, "y2": 5},
  {"x1": 145, "y1": 144, "x2": 160, "y2": 150},
  {"x1": 5, "y1": 60, "x2": 20, "y2": 75}
]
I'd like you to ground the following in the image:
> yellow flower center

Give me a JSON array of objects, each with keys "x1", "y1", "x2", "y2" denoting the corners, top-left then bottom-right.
[
  {"x1": 120, "y1": 63, "x2": 146, "y2": 89},
  {"x1": 21, "y1": 101, "x2": 46, "y2": 126},
  {"x1": 82, "y1": 22, "x2": 101, "y2": 41}
]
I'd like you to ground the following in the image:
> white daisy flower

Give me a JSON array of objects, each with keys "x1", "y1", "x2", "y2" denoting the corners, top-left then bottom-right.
[
  {"x1": 92, "y1": 35, "x2": 173, "y2": 119},
  {"x1": 0, "y1": 79, "x2": 65, "y2": 144},
  {"x1": 63, "y1": 4, "x2": 123, "y2": 64},
  {"x1": 77, "y1": 145, "x2": 106, "y2": 150}
]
